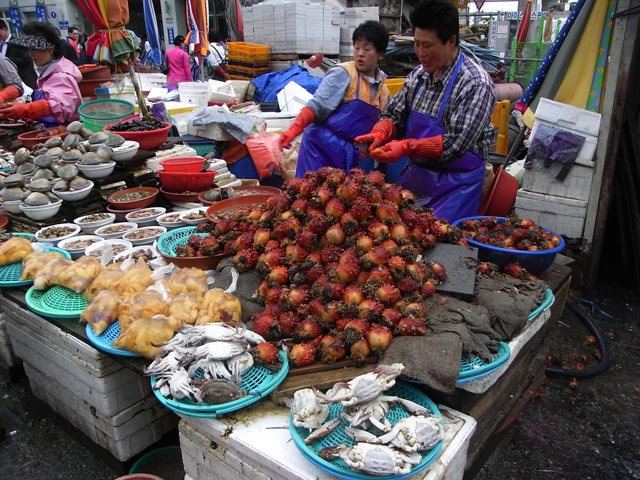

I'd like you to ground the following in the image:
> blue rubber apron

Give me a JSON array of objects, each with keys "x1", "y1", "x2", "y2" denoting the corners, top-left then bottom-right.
[
  {"x1": 296, "y1": 72, "x2": 381, "y2": 177},
  {"x1": 398, "y1": 52, "x2": 485, "y2": 222},
  {"x1": 32, "y1": 90, "x2": 59, "y2": 127}
]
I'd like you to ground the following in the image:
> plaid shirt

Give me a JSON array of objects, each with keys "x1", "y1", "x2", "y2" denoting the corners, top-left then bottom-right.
[{"x1": 381, "y1": 52, "x2": 497, "y2": 163}]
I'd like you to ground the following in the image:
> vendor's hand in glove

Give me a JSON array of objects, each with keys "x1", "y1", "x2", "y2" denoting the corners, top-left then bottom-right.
[
  {"x1": 0, "y1": 86, "x2": 21, "y2": 103},
  {"x1": 278, "y1": 107, "x2": 315, "y2": 150},
  {"x1": 370, "y1": 135, "x2": 444, "y2": 164},
  {"x1": 0, "y1": 100, "x2": 51, "y2": 119},
  {"x1": 354, "y1": 118, "x2": 396, "y2": 154}
]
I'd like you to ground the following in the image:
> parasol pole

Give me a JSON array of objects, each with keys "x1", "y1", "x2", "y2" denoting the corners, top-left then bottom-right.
[{"x1": 128, "y1": 62, "x2": 149, "y2": 116}]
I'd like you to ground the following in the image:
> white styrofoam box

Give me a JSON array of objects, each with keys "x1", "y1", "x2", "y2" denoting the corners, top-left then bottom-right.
[
  {"x1": 7, "y1": 318, "x2": 151, "y2": 417},
  {"x1": 0, "y1": 312, "x2": 20, "y2": 368},
  {"x1": 534, "y1": 97, "x2": 601, "y2": 137},
  {"x1": 178, "y1": 401, "x2": 475, "y2": 480},
  {"x1": 515, "y1": 190, "x2": 587, "y2": 238},
  {"x1": 24, "y1": 361, "x2": 177, "y2": 461},
  {"x1": 277, "y1": 80, "x2": 313, "y2": 113},
  {"x1": 249, "y1": 111, "x2": 297, "y2": 133},
  {"x1": 522, "y1": 157, "x2": 594, "y2": 201}
]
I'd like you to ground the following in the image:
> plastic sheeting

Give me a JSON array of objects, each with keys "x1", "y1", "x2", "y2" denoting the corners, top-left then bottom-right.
[{"x1": 251, "y1": 65, "x2": 322, "y2": 103}]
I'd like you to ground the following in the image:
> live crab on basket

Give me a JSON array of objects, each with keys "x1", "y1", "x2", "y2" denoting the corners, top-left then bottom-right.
[{"x1": 289, "y1": 363, "x2": 445, "y2": 479}]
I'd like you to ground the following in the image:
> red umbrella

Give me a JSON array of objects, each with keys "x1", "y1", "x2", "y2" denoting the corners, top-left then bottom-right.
[{"x1": 516, "y1": 0, "x2": 534, "y2": 43}]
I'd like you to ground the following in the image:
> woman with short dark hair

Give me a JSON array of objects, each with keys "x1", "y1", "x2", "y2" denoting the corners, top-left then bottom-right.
[
  {"x1": 165, "y1": 34, "x2": 192, "y2": 87},
  {"x1": 0, "y1": 21, "x2": 82, "y2": 124}
]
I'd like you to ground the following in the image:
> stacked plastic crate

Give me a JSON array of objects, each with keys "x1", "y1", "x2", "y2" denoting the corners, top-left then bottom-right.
[
  {"x1": 227, "y1": 42, "x2": 272, "y2": 80},
  {"x1": 339, "y1": 7, "x2": 380, "y2": 58}
]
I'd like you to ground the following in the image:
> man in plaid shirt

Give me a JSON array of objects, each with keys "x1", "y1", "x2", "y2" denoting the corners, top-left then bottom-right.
[{"x1": 356, "y1": 0, "x2": 496, "y2": 221}]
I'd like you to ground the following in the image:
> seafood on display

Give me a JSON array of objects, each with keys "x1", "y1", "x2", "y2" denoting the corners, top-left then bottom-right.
[{"x1": 145, "y1": 323, "x2": 281, "y2": 405}]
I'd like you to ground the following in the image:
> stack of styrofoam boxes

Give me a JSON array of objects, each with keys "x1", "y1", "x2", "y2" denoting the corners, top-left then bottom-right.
[
  {"x1": 515, "y1": 98, "x2": 602, "y2": 239},
  {"x1": 262, "y1": 3, "x2": 275, "y2": 53},
  {"x1": 339, "y1": 7, "x2": 380, "y2": 58},
  {"x1": 303, "y1": 3, "x2": 324, "y2": 54},
  {"x1": 2, "y1": 295, "x2": 177, "y2": 461},
  {"x1": 178, "y1": 402, "x2": 476, "y2": 480},
  {"x1": 243, "y1": 6, "x2": 254, "y2": 43}
]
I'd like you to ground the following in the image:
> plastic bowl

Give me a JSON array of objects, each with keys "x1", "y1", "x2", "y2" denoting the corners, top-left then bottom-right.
[
  {"x1": 452, "y1": 216, "x2": 566, "y2": 274},
  {"x1": 77, "y1": 161, "x2": 116, "y2": 179},
  {"x1": 160, "y1": 157, "x2": 205, "y2": 172},
  {"x1": 52, "y1": 180, "x2": 95, "y2": 202},
  {"x1": 157, "y1": 227, "x2": 226, "y2": 269},
  {"x1": 19, "y1": 200, "x2": 62, "y2": 220},
  {"x1": 58, "y1": 234, "x2": 105, "y2": 258},
  {"x1": 106, "y1": 204, "x2": 141, "y2": 222},
  {"x1": 104, "y1": 122, "x2": 171, "y2": 151},
  {"x1": 205, "y1": 195, "x2": 273, "y2": 222},
  {"x1": 34, "y1": 223, "x2": 81, "y2": 244},
  {"x1": 156, "y1": 212, "x2": 186, "y2": 229},
  {"x1": 107, "y1": 187, "x2": 159, "y2": 210},
  {"x1": 157, "y1": 169, "x2": 217, "y2": 193},
  {"x1": 125, "y1": 207, "x2": 166, "y2": 224},
  {"x1": 94, "y1": 222, "x2": 138, "y2": 239},
  {"x1": 198, "y1": 186, "x2": 281, "y2": 206},
  {"x1": 113, "y1": 245, "x2": 160, "y2": 265},
  {"x1": 178, "y1": 207, "x2": 209, "y2": 225},
  {"x1": 478, "y1": 166, "x2": 519, "y2": 217},
  {"x1": 2, "y1": 200, "x2": 23, "y2": 214},
  {"x1": 73, "y1": 212, "x2": 116, "y2": 234},
  {"x1": 111, "y1": 141, "x2": 140, "y2": 162},
  {"x1": 159, "y1": 187, "x2": 203, "y2": 204},
  {"x1": 84, "y1": 239, "x2": 133, "y2": 259},
  {"x1": 122, "y1": 225, "x2": 167, "y2": 246},
  {"x1": 18, "y1": 129, "x2": 69, "y2": 150}
]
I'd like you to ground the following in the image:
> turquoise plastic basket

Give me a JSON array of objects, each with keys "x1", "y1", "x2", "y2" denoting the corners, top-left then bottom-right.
[
  {"x1": 25, "y1": 285, "x2": 88, "y2": 318},
  {"x1": 0, "y1": 244, "x2": 71, "y2": 287},
  {"x1": 528, "y1": 289, "x2": 554, "y2": 321},
  {"x1": 85, "y1": 321, "x2": 141, "y2": 357},
  {"x1": 78, "y1": 99, "x2": 135, "y2": 132},
  {"x1": 289, "y1": 381, "x2": 443, "y2": 480},
  {"x1": 456, "y1": 341, "x2": 511, "y2": 382},
  {"x1": 151, "y1": 349, "x2": 289, "y2": 417},
  {"x1": 156, "y1": 226, "x2": 204, "y2": 256}
]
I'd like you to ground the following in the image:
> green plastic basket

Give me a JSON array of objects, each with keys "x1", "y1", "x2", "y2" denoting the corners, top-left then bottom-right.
[
  {"x1": 78, "y1": 99, "x2": 134, "y2": 132},
  {"x1": 25, "y1": 285, "x2": 88, "y2": 318}
]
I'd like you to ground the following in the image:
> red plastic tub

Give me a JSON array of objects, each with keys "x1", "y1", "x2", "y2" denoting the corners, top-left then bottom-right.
[
  {"x1": 159, "y1": 157, "x2": 205, "y2": 173},
  {"x1": 18, "y1": 128, "x2": 69, "y2": 150},
  {"x1": 104, "y1": 122, "x2": 171, "y2": 151},
  {"x1": 157, "y1": 170, "x2": 217, "y2": 193}
]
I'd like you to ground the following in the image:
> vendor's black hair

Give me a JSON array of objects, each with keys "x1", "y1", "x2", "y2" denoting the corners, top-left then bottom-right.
[
  {"x1": 173, "y1": 35, "x2": 185, "y2": 46},
  {"x1": 410, "y1": 0, "x2": 459, "y2": 46},
  {"x1": 22, "y1": 21, "x2": 64, "y2": 58},
  {"x1": 352, "y1": 21, "x2": 389, "y2": 54},
  {"x1": 208, "y1": 30, "x2": 223, "y2": 43}
]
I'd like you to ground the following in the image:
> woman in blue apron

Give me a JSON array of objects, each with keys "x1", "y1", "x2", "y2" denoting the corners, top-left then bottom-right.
[
  {"x1": 0, "y1": 22, "x2": 82, "y2": 126},
  {"x1": 356, "y1": 0, "x2": 496, "y2": 222},
  {"x1": 278, "y1": 21, "x2": 391, "y2": 177}
]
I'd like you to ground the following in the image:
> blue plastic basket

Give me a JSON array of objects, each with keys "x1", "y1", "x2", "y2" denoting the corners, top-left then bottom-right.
[
  {"x1": 0, "y1": 237, "x2": 71, "y2": 287},
  {"x1": 451, "y1": 216, "x2": 566, "y2": 274},
  {"x1": 25, "y1": 285, "x2": 88, "y2": 318},
  {"x1": 151, "y1": 349, "x2": 289, "y2": 417},
  {"x1": 289, "y1": 381, "x2": 443, "y2": 480},
  {"x1": 85, "y1": 321, "x2": 142, "y2": 357}
]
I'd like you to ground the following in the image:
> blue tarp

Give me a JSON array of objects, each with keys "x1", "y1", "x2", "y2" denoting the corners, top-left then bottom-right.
[{"x1": 251, "y1": 64, "x2": 322, "y2": 103}]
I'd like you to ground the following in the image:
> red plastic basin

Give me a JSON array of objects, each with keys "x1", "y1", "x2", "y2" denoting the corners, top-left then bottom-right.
[
  {"x1": 159, "y1": 157, "x2": 205, "y2": 173},
  {"x1": 157, "y1": 169, "x2": 217, "y2": 193},
  {"x1": 478, "y1": 166, "x2": 519, "y2": 217},
  {"x1": 104, "y1": 122, "x2": 171, "y2": 151}
]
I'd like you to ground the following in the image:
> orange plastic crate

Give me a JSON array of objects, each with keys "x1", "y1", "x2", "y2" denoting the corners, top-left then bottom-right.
[{"x1": 228, "y1": 42, "x2": 271, "y2": 62}]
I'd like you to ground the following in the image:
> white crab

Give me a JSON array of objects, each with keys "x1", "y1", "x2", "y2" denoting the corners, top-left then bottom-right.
[
  {"x1": 227, "y1": 352, "x2": 254, "y2": 383},
  {"x1": 153, "y1": 367, "x2": 202, "y2": 402},
  {"x1": 291, "y1": 388, "x2": 330, "y2": 429},
  {"x1": 313, "y1": 363, "x2": 405, "y2": 407},
  {"x1": 341, "y1": 396, "x2": 393, "y2": 431},
  {"x1": 144, "y1": 350, "x2": 181, "y2": 377},
  {"x1": 319, "y1": 443, "x2": 422, "y2": 475},
  {"x1": 176, "y1": 340, "x2": 249, "y2": 363},
  {"x1": 345, "y1": 415, "x2": 443, "y2": 453},
  {"x1": 187, "y1": 358, "x2": 233, "y2": 381}
]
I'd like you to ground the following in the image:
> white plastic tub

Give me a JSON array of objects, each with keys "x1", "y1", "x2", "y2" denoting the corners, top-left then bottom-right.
[{"x1": 179, "y1": 82, "x2": 210, "y2": 107}]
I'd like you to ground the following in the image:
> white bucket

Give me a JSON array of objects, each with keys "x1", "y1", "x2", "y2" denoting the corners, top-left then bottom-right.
[{"x1": 178, "y1": 82, "x2": 210, "y2": 107}]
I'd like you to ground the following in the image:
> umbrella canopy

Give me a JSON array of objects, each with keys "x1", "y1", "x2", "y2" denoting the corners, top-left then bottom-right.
[
  {"x1": 75, "y1": 0, "x2": 137, "y2": 63},
  {"x1": 142, "y1": 0, "x2": 163, "y2": 65},
  {"x1": 516, "y1": 0, "x2": 533, "y2": 44},
  {"x1": 185, "y1": 0, "x2": 209, "y2": 57}
]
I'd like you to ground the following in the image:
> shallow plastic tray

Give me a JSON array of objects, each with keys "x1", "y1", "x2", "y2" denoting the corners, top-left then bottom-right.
[
  {"x1": 25, "y1": 285, "x2": 88, "y2": 318},
  {"x1": 0, "y1": 236, "x2": 71, "y2": 287},
  {"x1": 456, "y1": 341, "x2": 511, "y2": 383},
  {"x1": 289, "y1": 381, "x2": 443, "y2": 480},
  {"x1": 151, "y1": 350, "x2": 289, "y2": 417},
  {"x1": 85, "y1": 320, "x2": 142, "y2": 357}
]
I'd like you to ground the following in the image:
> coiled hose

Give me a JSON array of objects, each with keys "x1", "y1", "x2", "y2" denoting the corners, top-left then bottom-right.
[{"x1": 544, "y1": 301, "x2": 611, "y2": 377}]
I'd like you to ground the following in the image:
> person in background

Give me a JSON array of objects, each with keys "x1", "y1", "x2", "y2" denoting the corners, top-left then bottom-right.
[
  {"x1": 0, "y1": 22, "x2": 82, "y2": 125},
  {"x1": 0, "y1": 53, "x2": 23, "y2": 103},
  {"x1": 165, "y1": 35, "x2": 192, "y2": 87},
  {"x1": 67, "y1": 27, "x2": 81, "y2": 58},
  {"x1": 77, "y1": 33, "x2": 91, "y2": 65},
  {"x1": 355, "y1": 0, "x2": 496, "y2": 221},
  {"x1": 57, "y1": 27, "x2": 80, "y2": 65},
  {"x1": 0, "y1": 20, "x2": 37, "y2": 91},
  {"x1": 206, "y1": 30, "x2": 227, "y2": 81},
  {"x1": 278, "y1": 21, "x2": 391, "y2": 177},
  {"x1": 140, "y1": 34, "x2": 152, "y2": 64}
]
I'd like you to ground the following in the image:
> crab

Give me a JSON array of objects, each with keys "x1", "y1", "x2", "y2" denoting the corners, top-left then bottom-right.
[
  {"x1": 291, "y1": 388, "x2": 330, "y2": 429},
  {"x1": 313, "y1": 363, "x2": 405, "y2": 407},
  {"x1": 194, "y1": 378, "x2": 247, "y2": 405},
  {"x1": 344, "y1": 415, "x2": 443, "y2": 453},
  {"x1": 186, "y1": 358, "x2": 233, "y2": 381},
  {"x1": 318, "y1": 443, "x2": 422, "y2": 475},
  {"x1": 226, "y1": 352, "x2": 254, "y2": 383},
  {"x1": 340, "y1": 394, "x2": 431, "y2": 431},
  {"x1": 153, "y1": 367, "x2": 202, "y2": 402},
  {"x1": 176, "y1": 339, "x2": 249, "y2": 364},
  {"x1": 144, "y1": 350, "x2": 182, "y2": 377}
]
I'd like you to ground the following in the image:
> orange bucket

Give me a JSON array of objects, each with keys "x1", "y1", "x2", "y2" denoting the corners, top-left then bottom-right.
[{"x1": 478, "y1": 165, "x2": 519, "y2": 217}]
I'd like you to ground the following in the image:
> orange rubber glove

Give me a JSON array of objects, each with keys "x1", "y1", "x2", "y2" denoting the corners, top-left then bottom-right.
[
  {"x1": 0, "y1": 100, "x2": 52, "y2": 119},
  {"x1": 279, "y1": 107, "x2": 315, "y2": 150},
  {"x1": 0, "y1": 85, "x2": 21, "y2": 103},
  {"x1": 354, "y1": 118, "x2": 396, "y2": 154},
  {"x1": 370, "y1": 135, "x2": 444, "y2": 164}
]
